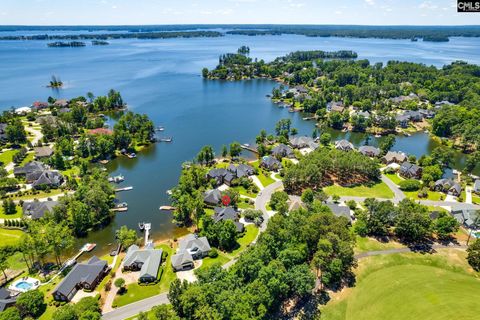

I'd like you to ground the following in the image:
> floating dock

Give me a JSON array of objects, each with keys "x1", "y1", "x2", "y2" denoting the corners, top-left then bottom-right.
[
  {"x1": 115, "y1": 186, "x2": 133, "y2": 192},
  {"x1": 159, "y1": 205, "x2": 176, "y2": 211}
]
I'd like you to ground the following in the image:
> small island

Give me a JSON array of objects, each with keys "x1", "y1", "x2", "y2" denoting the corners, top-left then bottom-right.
[
  {"x1": 47, "y1": 41, "x2": 86, "y2": 47},
  {"x1": 47, "y1": 75, "x2": 63, "y2": 88},
  {"x1": 92, "y1": 40, "x2": 109, "y2": 46}
]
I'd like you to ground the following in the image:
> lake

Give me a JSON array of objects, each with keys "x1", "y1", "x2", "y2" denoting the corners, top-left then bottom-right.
[{"x1": 1, "y1": 33, "x2": 479, "y2": 255}]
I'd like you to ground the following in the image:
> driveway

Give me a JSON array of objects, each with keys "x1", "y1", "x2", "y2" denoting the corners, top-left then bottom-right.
[
  {"x1": 255, "y1": 180, "x2": 283, "y2": 234},
  {"x1": 102, "y1": 293, "x2": 169, "y2": 320}
]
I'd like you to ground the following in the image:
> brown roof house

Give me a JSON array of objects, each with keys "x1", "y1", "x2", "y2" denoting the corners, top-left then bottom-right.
[{"x1": 34, "y1": 146, "x2": 54, "y2": 159}]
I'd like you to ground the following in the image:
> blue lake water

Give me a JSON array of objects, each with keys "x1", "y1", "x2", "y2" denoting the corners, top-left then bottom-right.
[{"x1": 1, "y1": 33, "x2": 479, "y2": 253}]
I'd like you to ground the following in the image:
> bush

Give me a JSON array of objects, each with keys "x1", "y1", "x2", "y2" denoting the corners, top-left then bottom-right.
[
  {"x1": 399, "y1": 179, "x2": 422, "y2": 191},
  {"x1": 208, "y1": 248, "x2": 219, "y2": 258}
]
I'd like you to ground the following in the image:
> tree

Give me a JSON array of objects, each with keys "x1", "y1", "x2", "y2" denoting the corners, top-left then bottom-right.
[
  {"x1": 467, "y1": 239, "x2": 480, "y2": 271},
  {"x1": 218, "y1": 220, "x2": 238, "y2": 251},
  {"x1": 394, "y1": 200, "x2": 432, "y2": 243},
  {"x1": 229, "y1": 142, "x2": 242, "y2": 158},
  {"x1": 116, "y1": 226, "x2": 137, "y2": 249},
  {"x1": 0, "y1": 251, "x2": 9, "y2": 282},
  {"x1": 202, "y1": 68, "x2": 209, "y2": 78},
  {"x1": 434, "y1": 211, "x2": 459, "y2": 240},
  {"x1": 398, "y1": 179, "x2": 422, "y2": 191},
  {"x1": 0, "y1": 307, "x2": 22, "y2": 320},
  {"x1": 275, "y1": 119, "x2": 292, "y2": 137},
  {"x1": 221, "y1": 145, "x2": 228, "y2": 158},
  {"x1": 379, "y1": 134, "x2": 396, "y2": 154},
  {"x1": 152, "y1": 304, "x2": 179, "y2": 320},
  {"x1": 5, "y1": 119, "x2": 27, "y2": 145},
  {"x1": 197, "y1": 145, "x2": 215, "y2": 165},
  {"x1": 270, "y1": 191, "x2": 289, "y2": 214},
  {"x1": 16, "y1": 289, "x2": 45, "y2": 318},
  {"x1": 319, "y1": 133, "x2": 331, "y2": 146},
  {"x1": 2, "y1": 199, "x2": 16, "y2": 215},
  {"x1": 301, "y1": 188, "x2": 315, "y2": 205},
  {"x1": 52, "y1": 304, "x2": 77, "y2": 320},
  {"x1": 114, "y1": 278, "x2": 126, "y2": 294}
]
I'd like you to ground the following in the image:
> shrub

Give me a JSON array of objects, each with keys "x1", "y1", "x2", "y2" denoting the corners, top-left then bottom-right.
[
  {"x1": 208, "y1": 248, "x2": 219, "y2": 258},
  {"x1": 399, "y1": 179, "x2": 422, "y2": 191}
]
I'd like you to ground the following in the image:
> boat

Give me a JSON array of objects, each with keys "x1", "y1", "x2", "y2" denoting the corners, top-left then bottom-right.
[
  {"x1": 166, "y1": 189, "x2": 173, "y2": 195},
  {"x1": 138, "y1": 222, "x2": 145, "y2": 231},
  {"x1": 155, "y1": 126, "x2": 165, "y2": 131},
  {"x1": 108, "y1": 174, "x2": 125, "y2": 183},
  {"x1": 116, "y1": 202, "x2": 128, "y2": 208},
  {"x1": 127, "y1": 153, "x2": 137, "y2": 159},
  {"x1": 374, "y1": 134, "x2": 382, "y2": 138},
  {"x1": 159, "y1": 137, "x2": 172, "y2": 142},
  {"x1": 159, "y1": 205, "x2": 176, "y2": 211},
  {"x1": 81, "y1": 243, "x2": 96, "y2": 252},
  {"x1": 242, "y1": 143, "x2": 250, "y2": 148}
]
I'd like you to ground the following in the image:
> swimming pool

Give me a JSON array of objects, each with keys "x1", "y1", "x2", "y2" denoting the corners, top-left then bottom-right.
[{"x1": 8, "y1": 277, "x2": 40, "y2": 293}]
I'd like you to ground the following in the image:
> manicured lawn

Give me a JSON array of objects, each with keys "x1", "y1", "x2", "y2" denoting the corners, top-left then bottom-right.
[
  {"x1": 0, "y1": 149, "x2": 18, "y2": 165},
  {"x1": 321, "y1": 249, "x2": 480, "y2": 320},
  {"x1": 232, "y1": 185, "x2": 257, "y2": 198},
  {"x1": 113, "y1": 244, "x2": 176, "y2": 308},
  {"x1": 0, "y1": 228, "x2": 23, "y2": 247},
  {"x1": 10, "y1": 189, "x2": 64, "y2": 201},
  {"x1": 384, "y1": 173, "x2": 403, "y2": 185},
  {"x1": 354, "y1": 236, "x2": 405, "y2": 254},
  {"x1": 237, "y1": 201, "x2": 254, "y2": 209},
  {"x1": 198, "y1": 253, "x2": 230, "y2": 271},
  {"x1": 19, "y1": 152, "x2": 34, "y2": 166},
  {"x1": 0, "y1": 205, "x2": 22, "y2": 219},
  {"x1": 324, "y1": 182, "x2": 394, "y2": 199},
  {"x1": 6, "y1": 251, "x2": 27, "y2": 271},
  {"x1": 404, "y1": 190, "x2": 443, "y2": 201},
  {"x1": 228, "y1": 224, "x2": 259, "y2": 257},
  {"x1": 473, "y1": 195, "x2": 480, "y2": 205},
  {"x1": 250, "y1": 160, "x2": 275, "y2": 187}
]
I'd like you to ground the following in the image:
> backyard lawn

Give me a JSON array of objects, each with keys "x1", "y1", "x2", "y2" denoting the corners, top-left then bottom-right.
[
  {"x1": 404, "y1": 190, "x2": 443, "y2": 201},
  {"x1": 19, "y1": 152, "x2": 34, "y2": 166},
  {"x1": 198, "y1": 252, "x2": 230, "y2": 271},
  {"x1": 0, "y1": 205, "x2": 22, "y2": 219},
  {"x1": 0, "y1": 228, "x2": 23, "y2": 247},
  {"x1": 232, "y1": 185, "x2": 257, "y2": 198},
  {"x1": 321, "y1": 249, "x2": 480, "y2": 320},
  {"x1": 113, "y1": 244, "x2": 176, "y2": 308},
  {"x1": 0, "y1": 149, "x2": 18, "y2": 165},
  {"x1": 324, "y1": 182, "x2": 394, "y2": 199},
  {"x1": 250, "y1": 160, "x2": 275, "y2": 187},
  {"x1": 228, "y1": 224, "x2": 259, "y2": 257},
  {"x1": 384, "y1": 173, "x2": 403, "y2": 185}
]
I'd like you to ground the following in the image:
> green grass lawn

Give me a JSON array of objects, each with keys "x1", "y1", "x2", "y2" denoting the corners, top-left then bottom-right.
[
  {"x1": 18, "y1": 152, "x2": 34, "y2": 166},
  {"x1": 198, "y1": 253, "x2": 230, "y2": 271},
  {"x1": 324, "y1": 182, "x2": 394, "y2": 199},
  {"x1": 384, "y1": 173, "x2": 403, "y2": 185},
  {"x1": 321, "y1": 249, "x2": 480, "y2": 320},
  {"x1": 473, "y1": 195, "x2": 480, "y2": 205},
  {"x1": 10, "y1": 189, "x2": 64, "y2": 201},
  {"x1": 237, "y1": 201, "x2": 254, "y2": 209},
  {"x1": 0, "y1": 205, "x2": 22, "y2": 219},
  {"x1": 232, "y1": 186, "x2": 257, "y2": 198},
  {"x1": 0, "y1": 228, "x2": 23, "y2": 247},
  {"x1": 404, "y1": 190, "x2": 443, "y2": 201},
  {"x1": 0, "y1": 149, "x2": 18, "y2": 165},
  {"x1": 6, "y1": 251, "x2": 27, "y2": 271},
  {"x1": 354, "y1": 236, "x2": 405, "y2": 254},
  {"x1": 228, "y1": 225, "x2": 259, "y2": 258},
  {"x1": 250, "y1": 160, "x2": 275, "y2": 187},
  {"x1": 113, "y1": 244, "x2": 176, "y2": 308}
]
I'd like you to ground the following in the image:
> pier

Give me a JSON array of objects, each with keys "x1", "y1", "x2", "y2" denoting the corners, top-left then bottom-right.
[
  {"x1": 115, "y1": 186, "x2": 133, "y2": 192},
  {"x1": 240, "y1": 145, "x2": 259, "y2": 154},
  {"x1": 159, "y1": 205, "x2": 176, "y2": 211},
  {"x1": 144, "y1": 223, "x2": 152, "y2": 246}
]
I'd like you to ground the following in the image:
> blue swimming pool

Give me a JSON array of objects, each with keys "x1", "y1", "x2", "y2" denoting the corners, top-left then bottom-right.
[{"x1": 15, "y1": 281, "x2": 33, "y2": 290}]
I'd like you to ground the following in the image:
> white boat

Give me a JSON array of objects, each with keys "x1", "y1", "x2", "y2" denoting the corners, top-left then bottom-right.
[
  {"x1": 242, "y1": 143, "x2": 250, "y2": 148},
  {"x1": 108, "y1": 175, "x2": 125, "y2": 183},
  {"x1": 166, "y1": 189, "x2": 173, "y2": 195}
]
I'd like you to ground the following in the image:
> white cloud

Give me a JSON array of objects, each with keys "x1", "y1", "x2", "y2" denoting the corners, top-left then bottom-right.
[
  {"x1": 419, "y1": 1, "x2": 438, "y2": 10},
  {"x1": 365, "y1": 0, "x2": 375, "y2": 6}
]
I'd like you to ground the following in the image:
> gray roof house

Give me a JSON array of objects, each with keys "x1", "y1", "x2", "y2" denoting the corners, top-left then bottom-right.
[
  {"x1": 272, "y1": 144, "x2": 295, "y2": 158},
  {"x1": 0, "y1": 288, "x2": 16, "y2": 312},
  {"x1": 452, "y1": 209, "x2": 480, "y2": 229},
  {"x1": 34, "y1": 146, "x2": 54, "y2": 159},
  {"x1": 53, "y1": 256, "x2": 108, "y2": 302},
  {"x1": 403, "y1": 110, "x2": 423, "y2": 122},
  {"x1": 326, "y1": 101, "x2": 345, "y2": 113},
  {"x1": 171, "y1": 250, "x2": 194, "y2": 272},
  {"x1": 13, "y1": 161, "x2": 47, "y2": 177},
  {"x1": 260, "y1": 156, "x2": 282, "y2": 171},
  {"x1": 419, "y1": 108, "x2": 435, "y2": 119},
  {"x1": 31, "y1": 170, "x2": 64, "y2": 189},
  {"x1": 335, "y1": 140, "x2": 355, "y2": 151},
  {"x1": 399, "y1": 162, "x2": 422, "y2": 179},
  {"x1": 474, "y1": 180, "x2": 480, "y2": 194},
  {"x1": 449, "y1": 183, "x2": 462, "y2": 197},
  {"x1": 178, "y1": 234, "x2": 211, "y2": 260},
  {"x1": 203, "y1": 189, "x2": 222, "y2": 206},
  {"x1": 23, "y1": 200, "x2": 59, "y2": 219},
  {"x1": 395, "y1": 114, "x2": 410, "y2": 128},
  {"x1": 382, "y1": 151, "x2": 407, "y2": 164},
  {"x1": 206, "y1": 168, "x2": 235, "y2": 187},
  {"x1": 123, "y1": 244, "x2": 163, "y2": 283},
  {"x1": 325, "y1": 203, "x2": 352, "y2": 222},
  {"x1": 213, "y1": 206, "x2": 245, "y2": 232},
  {"x1": 434, "y1": 179, "x2": 454, "y2": 192},
  {"x1": 289, "y1": 136, "x2": 319, "y2": 150},
  {"x1": 358, "y1": 146, "x2": 380, "y2": 157},
  {"x1": 227, "y1": 163, "x2": 255, "y2": 178}
]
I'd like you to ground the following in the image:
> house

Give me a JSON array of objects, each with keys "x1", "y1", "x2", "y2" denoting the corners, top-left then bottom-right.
[
  {"x1": 434, "y1": 179, "x2": 454, "y2": 192},
  {"x1": 227, "y1": 163, "x2": 255, "y2": 178},
  {"x1": 356, "y1": 111, "x2": 371, "y2": 119},
  {"x1": 271, "y1": 144, "x2": 294, "y2": 158},
  {"x1": 213, "y1": 206, "x2": 244, "y2": 232},
  {"x1": 474, "y1": 180, "x2": 480, "y2": 194},
  {"x1": 31, "y1": 170, "x2": 64, "y2": 189},
  {"x1": 452, "y1": 209, "x2": 480, "y2": 229},
  {"x1": 358, "y1": 146, "x2": 380, "y2": 157},
  {"x1": 325, "y1": 203, "x2": 352, "y2": 222},
  {"x1": 395, "y1": 114, "x2": 410, "y2": 128},
  {"x1": 335, "y1": 140, "x2": 354, "y2": 151},
  {"x1": 15, "y1": 107, "x2": 31, "y2": 115},
  {"x1": 53, "y1": 99, "x2": 69, "y2": 108},
  {"x1": 171, "y1": 250, "x2": 194, "y2": 272},
  {"x1": 289, "y1": 136, "x2": 319, "y2": 150},
  {"x1": 53, "y1": 256, "x2": 108, "y2": 302},
  {"x1": 389, "y1": 93, "x2": 418, "y2": 105},
  {"x1": 382, "y1": 151, "x2": 407, "y2": 164},
  {"x1": 58, "y1": 107, "x2": 71, "y2": 114},
  {"x1": 294, "y1": 85, "x2": 308, "y2": 94},
  {"x1": 326, "y1": 101, "x2": 345, "y2": 113},
  {"x1": 31, "y1": 101, "x2": 49, "y2": 110},
  {"x1": 419, "y1": 108, "x2": 435, "y2": 119},
  {"x1": 435, "y1": 100, "x2": 454, "y2": 108},
  {"x1": 0, "y1": 288, "x2": 16, "y2": 312},
  {"x1": 34, "y1": 146, "x2": 54, "y2": 159},
  {"x1": 399, "y1": 162, "x2": 422, "y2": 179},
  {"x1": 203, "y1": 189, "x2": 222, "y2": 206},
  {"x1": 206, "y1": 168, "x2": 235, "y2": 187},
  {"x1": 0, "y1": 123, "x2": 8, "y2": 141},
  {"x1": 449, "y1": 183, "x2": 462, "y2": 197},
  {"x1": 13, "y1": 161, "x2": 47, "y2": 178},
  {"x1": 23, "y1": 200, "x2": 58, "y2": 219},
  {"x1": 123, "y1": 244, "x2": 163, "y2": 283},
  {"x1": 260, "y1": 156, "x2": 282, "y2": 171},
  {"x1": 403, "y1": 110, "x2": 423, "y2": 122}
]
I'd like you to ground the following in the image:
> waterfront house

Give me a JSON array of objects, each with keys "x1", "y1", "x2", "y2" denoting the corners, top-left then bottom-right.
[
  {"x1": 15, "y1": 107, "x2": 31, "y2": 115},
  {"x1": 123, "y1": 244, "x2": 163, "y2": 283},
  {"x1": 399, "y1": 162, "x2": 422, "y2": 179},
  {"x1": 418, "y1": 108, "x2": 435, "y2": 119},
  {"x1": 335, "y1": 140, "x2": 355, "y2": 151},
  {"x1": 474, "y1": 180, "x2": 480, "y2": 194},
  {"x1": 203, "y1": 189, "x2": 222, "y2": 206},
  {"x1": 382, "y1": 151, "x2": 407, "y2": 164},
  {"x1": 227, "y1": 163, "x2": 255, "y2": 178},
  {"x1": 13, "y1": 161, "x2": 47, "y2": 178},
  {"x1": 326, "y1": 101, "x2": 345, "y2": 113},
  {"x1": 272, "y1": 144, "x2": 295, "y2": 158},
  {"x1": 358, "y1": 146, "x2": 380, "y2": 158},
  {"x1": 178, "y1": 234, "x2": 211, "y2": 259},
  {"x1": 0, "y1": 288, "x2": 16, "y2": 312},
  {"x1": 213, "y1": 206, "x2": 244, "y2": 232},
  {"x1": 325, "y1": 203, "x2": 352, "y2": 223},
  {"x1": 289, "y1": 136, "x2": 319, "y2": 150},
  {"x1": 395, "y1": 114, "x2": 410, "y2": 128},
  {"x1": 403, "y1": 110, "x2": 423, "y2": 122},
  {"x1": 23, "y1": 200, "x2": 58, "y2": 219},
  {"x1": 206, "y1": 168, "x2": 235, "y2": 187},
  {"x1": 31, "y1": 101, "x2": 49, "y2": 110},
  {"x1": 260, "y1": 156, "x2": 282, "y2": 171},
  {"x1": 449, "y1": 183, "x2": 462, "y2": 197},
  {"x1": 434, "y1": 179, "x2": 454, "y2": 192},
  {"x1": 53, "y1": 256, "x2": 108, "y2": 302},
  {"x1": 53, "y1": 99, "x2": 69, "y2": 108},
  {"x1": 171, "y1": 250, "x2": 194, "y2": 272},
  {"x1": 34, "y1": 146, "x2": 54, "y2": 159},
  {"x1": 451, "y1": 209, "x2": 480, "y2": 230},
  {"x1": 31, "y1": 170, "x2": 64, "y2": 189}
]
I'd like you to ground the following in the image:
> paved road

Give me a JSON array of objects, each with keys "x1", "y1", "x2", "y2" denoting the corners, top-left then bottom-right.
[
  {"x1": 102, "y1": 293, "x2": 169, "y2": 320},
  {"x1": 381, "y1": 174, "x2": 406, "y2": 203},
  {"x1": 255, "y1": 180, "x2": 283, "y2": 234},
  {"x1": 355, "y1": 244, "x2": 467, "y2": 259}
]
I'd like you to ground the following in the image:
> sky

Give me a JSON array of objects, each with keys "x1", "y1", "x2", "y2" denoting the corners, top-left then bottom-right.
[{"x1": 0, "y1": 0, "x2": 478, "y2": 26}]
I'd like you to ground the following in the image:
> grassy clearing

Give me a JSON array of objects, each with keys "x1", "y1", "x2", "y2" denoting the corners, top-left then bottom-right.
[
  {"x1": 0, "y1": 205, "x2": 22, "y2": 219},
  {"x1": 354, "y1": 236, "x2": 405, "y2": 254},
  {"x1": 237, "y1": 201, "x2": 254, "y2": 209},
  {"x1": 321, "y1": 249, "x2": 480, "y2": 320},
  {"x1": 324, "y1": 182, "x2": 394, "y2": 199},
  {"x1": 404, "y1": 190, "x2": 443, "y2": 201},
  {"x1": 0, "y1": 149, "x2": 18, "y2": 165},
  {"x1": 228, "y1": 224, "x2": 259, "y2": 258},
  {"x1": 384, "y1": 173, "x2": 403, "y2": 185},
  {"x1": 113, "y1": 244, "x2": 176, "y2": 308},
  {"x1": 198, "y1": 252, "x2": 230, "y2": 271},
  {"x1": 0, "y1": 228, "x2": 23, "y2": 247}
]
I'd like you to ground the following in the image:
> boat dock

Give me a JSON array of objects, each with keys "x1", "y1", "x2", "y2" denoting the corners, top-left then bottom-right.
[
  {"x1": 240, "y1": 145, "x2": 259, "y2": 154},
  {"x1": 115, "y1": 186, "x2": 133, "y2": 192},
  {"x1": 144, "y1": 223, "x2": 152, "y2": 246},
  {"x1": 112, "y1": 207, "x2": 128, "y2": 212},
  {"x1": 159, "y1": 205, "x2": 176, "y2": 211}
]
